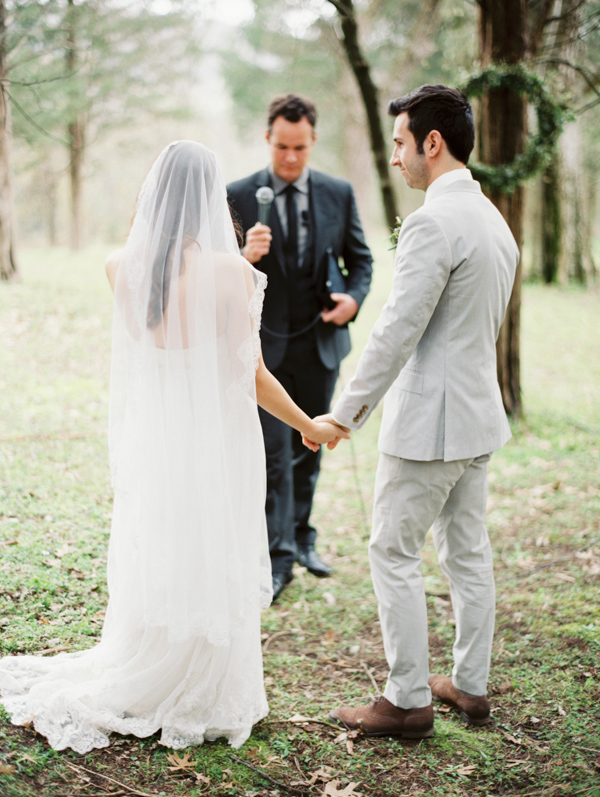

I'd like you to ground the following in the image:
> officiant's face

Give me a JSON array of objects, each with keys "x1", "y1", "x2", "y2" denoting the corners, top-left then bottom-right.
[
  {"x1": 266, "y1": 116, "x2": 317, "y2": 183},
  {"x1": 390, "y1": 112, "x2": 428, "y2": 191}
]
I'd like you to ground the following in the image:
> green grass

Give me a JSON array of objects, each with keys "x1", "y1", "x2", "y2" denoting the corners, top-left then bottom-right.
[{"x1": 0, "y1": 244, "x2": 599, "y2": 796}]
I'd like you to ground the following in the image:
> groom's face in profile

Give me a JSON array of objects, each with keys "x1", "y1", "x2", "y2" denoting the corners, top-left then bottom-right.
[
  {"x1": 266, "y1": 116, "x2": 317, "y2": 184},
  {"x1": 390, "y1": 112, "x2": 428, "y2": 191}
]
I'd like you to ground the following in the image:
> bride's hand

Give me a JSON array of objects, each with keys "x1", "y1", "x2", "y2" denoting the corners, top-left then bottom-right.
[{"x1": 301, "y1": 419, "x2": 351, "y2": 452}]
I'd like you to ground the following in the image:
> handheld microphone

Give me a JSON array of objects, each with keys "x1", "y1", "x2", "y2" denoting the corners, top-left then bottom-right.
[{"x1": 255, "y1": 186, "x2": 275, "y2": 226}]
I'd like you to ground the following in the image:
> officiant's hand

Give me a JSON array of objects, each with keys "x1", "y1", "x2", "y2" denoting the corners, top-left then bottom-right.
[
  {"x1": 302, "y1": 414, "x2": 350, "y2": 452},
  {"x1": 321, "y1": 293, "x2": 359, "y2": 326},
  {"x1": 243, "y1": 223, "x2": 272, "y2": 264}
]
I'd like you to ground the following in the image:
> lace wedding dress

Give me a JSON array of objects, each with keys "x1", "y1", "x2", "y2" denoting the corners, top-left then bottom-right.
[{"x1": 0, "y1": 142, "x2": 273, "y2": 754}]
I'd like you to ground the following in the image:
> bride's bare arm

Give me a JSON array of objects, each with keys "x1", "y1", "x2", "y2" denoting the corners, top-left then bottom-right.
[
  {"x1": 255, "y1": 355, "x2": 349, "y2": 450},
  {"x1": 105, "y1": 248, "x2": 124, "y2": 293}
]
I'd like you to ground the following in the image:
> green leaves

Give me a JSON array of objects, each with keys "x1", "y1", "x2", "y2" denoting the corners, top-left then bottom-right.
[{"x1": 462, "y1": 64, "x2": 571, "y2": 194}]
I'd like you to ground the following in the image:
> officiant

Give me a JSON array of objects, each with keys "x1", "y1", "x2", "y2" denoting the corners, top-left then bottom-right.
[{"x1": 227, "y1": 93, "x2": 373, "y2": 601}]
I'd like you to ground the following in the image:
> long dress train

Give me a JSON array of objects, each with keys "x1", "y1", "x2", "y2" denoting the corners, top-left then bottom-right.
[{"x1": 0, "y1": 141, "x2": 272, "y2": 754}]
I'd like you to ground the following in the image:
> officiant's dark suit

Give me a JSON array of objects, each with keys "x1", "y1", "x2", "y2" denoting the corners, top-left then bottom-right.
[{"x1": 227, "y1": 94, "x2": 372, "y2": 599}]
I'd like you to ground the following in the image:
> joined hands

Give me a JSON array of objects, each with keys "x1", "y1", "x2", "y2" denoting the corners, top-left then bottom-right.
[{"x1": 302, "y1": 414, "x2": 351, "y2": 453}]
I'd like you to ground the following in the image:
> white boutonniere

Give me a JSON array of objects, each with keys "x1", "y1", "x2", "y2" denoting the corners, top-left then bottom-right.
[{"x1": 389, "y1": 216, "x2": 404, "y2": 249}]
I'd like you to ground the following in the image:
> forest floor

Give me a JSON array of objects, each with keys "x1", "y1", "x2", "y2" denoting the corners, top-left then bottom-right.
[{"x1": 0, "y1": 246, "x2": 599, "y2": 797}]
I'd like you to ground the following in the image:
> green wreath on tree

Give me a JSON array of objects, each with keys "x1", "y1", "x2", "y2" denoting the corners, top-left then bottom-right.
[{"x1": 462, "y1": 63, "x2": 570, "y2": 194}]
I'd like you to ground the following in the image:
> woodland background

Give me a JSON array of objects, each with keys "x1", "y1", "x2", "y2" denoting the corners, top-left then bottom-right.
[
  {"x1": 2, "y1": 0, "x2": 600, "y2": 416},
  {"x1": 3, "y1": 0, "x2": 600, "y2": 281},
  {"x1": 1, "y1": 2, "x2": 600, "y2": 796}
]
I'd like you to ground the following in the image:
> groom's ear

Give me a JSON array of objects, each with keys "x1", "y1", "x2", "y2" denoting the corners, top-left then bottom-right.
[{"x1": 425, "y1": 130, "x2": 443, "y2": 158}]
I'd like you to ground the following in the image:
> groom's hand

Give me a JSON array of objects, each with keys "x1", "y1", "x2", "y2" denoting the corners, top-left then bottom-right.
[
  {"x1": 243, "y1": 223, "x2": 272, "y2": 264},
  {"x1": 321, "y1": 293, "x2": 359, "y2": 326},
  {"x1": 311, "y1": 413, "x2": 350, "y2": 451}
]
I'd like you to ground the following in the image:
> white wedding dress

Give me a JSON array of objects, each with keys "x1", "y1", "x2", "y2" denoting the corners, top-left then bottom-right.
[{"x1": 0, "y1": 142, "x2": 273, "y2": 753}]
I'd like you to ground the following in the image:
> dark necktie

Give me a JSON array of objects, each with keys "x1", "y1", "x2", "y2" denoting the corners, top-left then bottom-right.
[{"x1": 284, "y1": 184, "x2": 298, "y2": 269}]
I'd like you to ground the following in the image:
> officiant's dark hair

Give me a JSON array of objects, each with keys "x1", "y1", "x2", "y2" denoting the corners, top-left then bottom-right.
[
  {"x1": 267, "y1": 94, "x2": 317, "y2": 132},
  {"x1": 388, "y1": 85, "x2": 474, "y2": 164}
]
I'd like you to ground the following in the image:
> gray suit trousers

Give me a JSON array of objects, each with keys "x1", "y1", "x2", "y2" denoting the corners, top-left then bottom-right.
[{"x1": 369, "y1": 453, "x2": 495, "y2": 709}]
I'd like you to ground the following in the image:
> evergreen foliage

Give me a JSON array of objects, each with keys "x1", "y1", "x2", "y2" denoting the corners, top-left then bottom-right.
[{"x1": 463, "y1": 64, "x2": 572, "y2": 194}]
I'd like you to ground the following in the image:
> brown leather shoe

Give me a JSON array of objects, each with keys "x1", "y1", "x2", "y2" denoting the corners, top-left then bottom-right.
[
  {"x1": 329, "y1": 696, "x2": 434, "y2": 739},
  {"x1": 429, "y1": 674, "x2": 491, "y2": 726}
]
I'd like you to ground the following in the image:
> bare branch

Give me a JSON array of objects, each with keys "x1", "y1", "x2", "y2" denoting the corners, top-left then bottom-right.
[
  {"x1": 575, "y1": 96, "x2": 600, "y2": 114},
  {"x1": 541, "y1": 57, "x2": 600, "y2": 97},
  {"x1": 5, "y1": 89, "x2": 68, "y2": 145},
  {"x1": 530, "y1": 0, "x2": 555, "y2": 56},
  {"x1": 2, "y1": 72, "x2": 71, "y2": 87},
  {"x1": 545, "y1": 0, "x2": 588, "y2": 24}
]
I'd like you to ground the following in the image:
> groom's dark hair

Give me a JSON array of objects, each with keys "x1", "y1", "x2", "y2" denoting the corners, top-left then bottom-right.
[
  {"x1": 267, "y1": 93, "x2": 317, "y2": 133},
  {"x1": 388, "y1": 85, "x2": 474, "y2": 164}
]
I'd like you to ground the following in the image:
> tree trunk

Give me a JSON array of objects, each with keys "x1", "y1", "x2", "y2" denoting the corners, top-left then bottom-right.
[
  {"x1": 537, "y1": 0, "x2": 586, "y2": 285},
  {"x1": 560, "y1": 119, "x2": 593, "y2": 284},
  {"x1": 478, "y1": 0, "x2": 528, "y2": 417},
  {"x1": 0, "y1": 0, "x2": 18, "y2": 281},
  {"x1": 328, "y1": 0, "x2": 399, "y2": 230},
  {"x1": 541, "y1": 152, "x2": 561, "y2": 283},
  {"x1": 68, "y1": 119, "x2": 85, "y2": 250},
  {"x1": 67, "y1": 0, "x2": 85, "y2": 250}
]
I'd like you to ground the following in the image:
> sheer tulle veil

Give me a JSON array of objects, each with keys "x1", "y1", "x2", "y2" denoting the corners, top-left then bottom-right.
[
  {"x1": 0, "y1": 141, "x2": 272, "y2": 753},
  {"x1": 108, "y1": 140, "x2": 272, "y2": 642}
]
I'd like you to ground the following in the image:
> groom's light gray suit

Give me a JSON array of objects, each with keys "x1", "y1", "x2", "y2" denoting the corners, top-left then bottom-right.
[{"x1": 332, "y1": 169, "x2": 519, "y2": 709}]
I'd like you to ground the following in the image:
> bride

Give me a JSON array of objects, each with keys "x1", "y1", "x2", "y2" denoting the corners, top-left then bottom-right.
[{"x1": 0, "y1": 141, "x2": 345, "y2": 754}]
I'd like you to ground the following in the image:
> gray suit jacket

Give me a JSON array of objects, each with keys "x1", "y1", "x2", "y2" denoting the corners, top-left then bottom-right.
[{"x1": 332, "y1": 174, "x2": 519, "y2": 462}]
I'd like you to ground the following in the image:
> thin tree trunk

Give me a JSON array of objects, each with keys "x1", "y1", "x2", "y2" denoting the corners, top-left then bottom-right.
[
  {"x1": 42, "y1": 159, "x2": 58, "y2": 246},
  {"x1": 66, "y1": 0, "x2": 85, "y2": 250},
  {"x1": 327, "y1": 0, "x2": 399, "y2": 230},
  {"x1": 538, "y1": 0, "x2": 587, "y2": 285},
  {"x1": 541, "y1": 152, "x2": 561, "y2": 283},
  {"x1": 478, "y1": 0, "x2": 528, "y2": 417},
  {"x1": 0, "y1": 0, "x2": 18, "y2": 281},
  {"x1": 68, "y1": 119, "x2": 84, "y2": 249},
  {"x1": 560, "y1": 119, "x2": 588, "y2": 284},
  {"x1": 582, "y1": 169, "x2": 597, "y2": 283}
]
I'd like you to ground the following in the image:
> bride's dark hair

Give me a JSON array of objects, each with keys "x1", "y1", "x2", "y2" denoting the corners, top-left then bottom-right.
[{"x1": 146, "y1": 142, "x2": 215, "y2": 330}]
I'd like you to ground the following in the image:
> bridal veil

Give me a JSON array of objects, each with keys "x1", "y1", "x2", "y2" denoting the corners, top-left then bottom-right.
[{"x1": 0, "y1": 141, "x2": 272, "y2": 752}]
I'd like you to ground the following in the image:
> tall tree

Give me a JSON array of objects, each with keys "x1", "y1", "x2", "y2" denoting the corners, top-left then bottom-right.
[
  {"x1": 0, "y1": 0, "x2": 18, "y2": 281},
  {"x1": 477, "y1": 0, "x2": 555, "y2": 416},
  {"x1": 66, "y1": 0, "x2": 85, "y2": 250},
  {"x1": 8, "y1": 0, "x2": 199, "y2": 250},
  {"x1": 326, "y1": 0, "x2": 398, "y2": 229},
  {"x1": 538, "y1": 0, "x2": 599, "y2": 284}
]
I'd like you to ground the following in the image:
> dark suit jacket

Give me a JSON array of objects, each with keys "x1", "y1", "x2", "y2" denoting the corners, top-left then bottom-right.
[{"x1": 227, "y1": 168, "x2": 373, "y2": 371}]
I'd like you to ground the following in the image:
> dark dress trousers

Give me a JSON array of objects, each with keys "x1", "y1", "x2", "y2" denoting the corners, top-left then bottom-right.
[{"x1": 227, "y1": 167, "x2": 373, "y2": 575}]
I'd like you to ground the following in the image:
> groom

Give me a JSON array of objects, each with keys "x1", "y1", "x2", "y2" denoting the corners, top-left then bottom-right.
[
  {"x1": 228, "y1": 94, "x2": 373, "y2": 601},
  {"x1": 320, "y1": 84, "x2": 519, "y2": 737}
]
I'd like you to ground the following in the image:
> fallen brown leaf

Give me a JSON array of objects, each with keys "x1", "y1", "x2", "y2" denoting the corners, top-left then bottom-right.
[
  {"x1": 457, "y1": 765, "x2": 476, "y2": 776},
  {"x1": 166, "y1": 752, "x2": 197, "y2": 772},
  {"x1": 322, "y1": 779, "x2": 363, "y2": 797},
  {"x1": 307, "y1": 767, "x2": 338, "y2": 785},
  {"x1": 288, "y1": 713, "x2": 313, "y2": 724}
]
